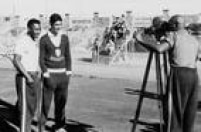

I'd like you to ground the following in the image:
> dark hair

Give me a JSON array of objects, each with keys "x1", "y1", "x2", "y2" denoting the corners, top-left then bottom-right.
[
  {"x1": 49, "y1": 13, "x2": 62, "y2": 25},
  {"x1": 27, "y1": 18, "x2": 40, "y2": 29},
  {"x1": 152, "y1": 17, "x2": 164, "y2": 28}
]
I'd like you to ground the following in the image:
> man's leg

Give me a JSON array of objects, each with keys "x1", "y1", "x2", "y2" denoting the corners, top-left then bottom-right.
[
  {"x1": 15, "y1": 74, "x2": 27, "y2": 132},
  {"x1": 170, "y1": 67, "x2": 197, "y2": 132},
  {"x1": 15, "y1": 74, "x2": 22, "y2": 126},
  {"x1": 24, "y1": 74, "x2": 39, "y2": 132},
  {"x1": 164, "y1": 71, "x2": 173, "y2": 132},
  {"x1": 54, "y1": 74, "x2": 69, "y2": 130},
  {"x1": 40, "y1": 77, "x2": 55, "y2": 131},
  {"x1": 170, "y1": 68, "x2": 184, "y2": 132},
  {"x1": 183, "y1": 71, "x2": 199, "y2": 132}
]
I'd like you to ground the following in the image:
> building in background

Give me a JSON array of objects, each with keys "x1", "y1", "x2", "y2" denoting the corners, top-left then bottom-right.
[
  {"x1": 133, "y1": 16, "x2": 152, "y2": 28},
  {"x1": 92, "y1": 12, "x2": 110, "y2": 28},
  {"x1": 63, "y1": 13, "x2": 70, "y2": 30},
  {"x1": 125, "y1": 11, "x2": 133, "y2": 31},
  {"x1": 39, "y1": 14, "x2": 49, "y2": 30}
]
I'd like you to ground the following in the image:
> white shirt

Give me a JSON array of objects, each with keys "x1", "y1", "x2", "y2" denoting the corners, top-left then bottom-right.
[
  {"x1": 166, "y1": 30, "x2": 199, "y2": 68},
  {"x1": 14, "y1": 34, "x2": 39, "y2": 72},
  {"x1": 48, "y1": 31, "x2": 62, "y2": 47}
]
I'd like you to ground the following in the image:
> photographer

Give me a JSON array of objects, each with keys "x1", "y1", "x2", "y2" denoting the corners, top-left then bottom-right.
[{"x1": 136, "y1": 15, "x2": 200, "y2": 132}]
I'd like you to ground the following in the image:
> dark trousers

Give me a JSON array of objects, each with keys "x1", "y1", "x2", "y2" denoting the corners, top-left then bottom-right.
[
  {"x1": 15, "y1": 73, "x2": 41, "y2": 132},
  {"x1": 41, "y1": 73, "x2": 69, "y2": 129},
  {"x1": 167, "y1": 67, "x2": 199, "y2": 132}
]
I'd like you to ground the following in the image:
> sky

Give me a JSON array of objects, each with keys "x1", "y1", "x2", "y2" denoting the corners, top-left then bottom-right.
[{"x1": 0, "y1": 0, "x2": 201, "y2": 17}]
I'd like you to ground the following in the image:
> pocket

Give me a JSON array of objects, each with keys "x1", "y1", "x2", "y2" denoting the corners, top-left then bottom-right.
[
  {"x1": 43, "y1": 77, "x2": 54, "y2": 89},
  {"x1": 27, "y1": 81, "x2": 35, "y2": 87},
  {"x1": 64, "y1": 73, "x2": 71, "y2": 80}
]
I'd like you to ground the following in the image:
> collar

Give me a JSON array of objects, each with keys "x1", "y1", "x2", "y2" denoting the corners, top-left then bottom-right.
[
  {"x1": 47, "y1": 30, "x2": 63, "y2": 38},
  {"x1": 26, "y1": 33, "x2": 39, "y2": 44}
]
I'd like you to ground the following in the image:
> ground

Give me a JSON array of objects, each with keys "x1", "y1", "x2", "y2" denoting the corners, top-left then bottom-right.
[{"x1": 0, "y1": 50, "x2": 201, "y2": 132}]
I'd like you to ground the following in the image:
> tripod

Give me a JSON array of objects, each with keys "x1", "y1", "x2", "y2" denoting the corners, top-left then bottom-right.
[{"x1": 130, "y1": 51, "x2": 169, "y2": 132}]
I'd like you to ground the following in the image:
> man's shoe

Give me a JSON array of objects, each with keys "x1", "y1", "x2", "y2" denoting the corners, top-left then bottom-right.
[
  {"x1": 55, "y1": 127, "x2": 67, "y2": 132},
  {"x1": 38, "y1": 125, "x2": 46, "y2": 132}
]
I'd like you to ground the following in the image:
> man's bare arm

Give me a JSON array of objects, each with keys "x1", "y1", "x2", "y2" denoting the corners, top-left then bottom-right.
[
  {"x1": 197, "y1": 41, "x2": 201, "y2": 61},
  {"x1": 136, "y1": 31, "x2": 171, "y2": 53},
  {"x1": 13, "y1": 54, "x2": 33, "y2": 83}
]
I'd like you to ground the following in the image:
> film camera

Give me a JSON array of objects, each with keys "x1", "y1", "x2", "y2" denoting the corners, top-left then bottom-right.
[{"x1": 144, "y1": 17, "x2": 174, "y2": 41}]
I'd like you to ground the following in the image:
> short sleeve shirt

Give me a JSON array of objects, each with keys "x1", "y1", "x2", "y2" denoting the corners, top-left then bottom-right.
[
  {"x1": 14, "y1": 34, "x2": 39, "y2": 72},
  {"x1": 166, "y1": 30, "x2": 199, "y2": 68}
]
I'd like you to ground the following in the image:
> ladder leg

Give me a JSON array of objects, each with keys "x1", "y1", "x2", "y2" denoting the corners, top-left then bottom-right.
[
  {"x1": 38, "y1": 82, "x2": 43, "y2": 132},
  {"x1": 155, "y1": 54, "x2": 164, "y2": 132},
  {"x1": 162, "y1": 52, "x2": 170, "y2": 132},
  {"x1": 131, "y1": 52, "x2": 154, "y2": 132},
  {"x1": 163, "y1": 53, "x2": 168, "y2": 93}
]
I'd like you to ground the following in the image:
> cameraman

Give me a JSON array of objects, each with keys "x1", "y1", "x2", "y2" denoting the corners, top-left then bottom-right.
[{"x1": 136, "y1": 15, "x2": 200, "y2": 132}]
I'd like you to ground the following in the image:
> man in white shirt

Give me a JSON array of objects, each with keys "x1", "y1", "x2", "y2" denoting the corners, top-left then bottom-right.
[{"x1": 13, "y1": 18, "x2": 41, "y2": 132}]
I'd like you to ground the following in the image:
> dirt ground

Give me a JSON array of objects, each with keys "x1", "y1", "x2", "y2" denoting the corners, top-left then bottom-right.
[{"x1": 0, "y1": 51, "x2": 201, "y2": 132}]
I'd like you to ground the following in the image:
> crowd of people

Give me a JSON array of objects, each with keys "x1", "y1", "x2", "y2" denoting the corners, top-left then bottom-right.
[{"x1": 92, "y1": 15, "x2": 129, "y2": 56}]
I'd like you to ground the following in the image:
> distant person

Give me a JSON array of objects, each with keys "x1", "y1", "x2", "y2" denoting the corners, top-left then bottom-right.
[
  {"x1": 136, "y1": 15, "x2": 200, "y2": 132},
  {"x1": 104, "y1": 38, "x2": 115, "y2": 55},
  {"x1": 111, "y1": 16, "x2": 119, "y2": 29},
  {"x1": 127, "y1": 30, "x2": 137, "y2": 52},
  {"x1": 108, "y1": 29, "x2": 118, "y2": 53},
  {"x1": 102, "y1": 26, "x2": 110, "y2": 44},
  {"x1": 39, "y1": 13, "x2": 72, "y2": 132},
  {"x1": 99, "y1": 29, "x2": 117, "y2": 56},
  {"x1": 92, "y1": 37, "x2": 101, "y2": 54},
  {"x1": 13, "y1": 18, "x2": 41, "y2": 132}
]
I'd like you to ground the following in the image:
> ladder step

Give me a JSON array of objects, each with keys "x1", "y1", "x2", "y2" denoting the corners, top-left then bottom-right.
[
  {"x1": 125, "y1": 89, "x2": 162, "y2": 100},
  {"x1": 130, "y1": 118, "x2": 163, "y2": 126}
]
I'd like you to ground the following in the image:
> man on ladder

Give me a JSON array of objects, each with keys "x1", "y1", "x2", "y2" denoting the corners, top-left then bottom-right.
[{"x1": 13, "y1": 18, "x2": 42, "y2": 132}]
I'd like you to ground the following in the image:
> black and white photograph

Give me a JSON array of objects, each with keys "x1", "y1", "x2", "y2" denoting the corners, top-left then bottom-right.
[{"x1": 0, "y1": 0, "x2": 201, "y2": 132}]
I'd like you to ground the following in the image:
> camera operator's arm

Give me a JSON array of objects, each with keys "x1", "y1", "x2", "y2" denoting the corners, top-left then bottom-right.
[
  {"x1": 136, "y1": 30, "x2": 171, "y2": 53},
  {"x1": 198, "y1": 43, "x2": 201, "y2": 60}
]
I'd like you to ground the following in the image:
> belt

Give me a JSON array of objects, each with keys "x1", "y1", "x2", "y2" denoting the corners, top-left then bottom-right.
[{"x1": 47, "y1": 68, "x2": 66, "y2": 73}]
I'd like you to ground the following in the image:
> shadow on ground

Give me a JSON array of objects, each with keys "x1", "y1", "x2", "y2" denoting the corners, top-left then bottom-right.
[
  {"x1": 139, "y1": 123, "x2": 163, "y2": 132},
  {"x1": 78, "y1": 58, "x2": 93, "y2": 63},
  {"x1": 125, "y1": 87, "x2": 201, "y2": 112},
  {"x1": 0, "y1": 98, "x2": 98, "y2": 132},
  {"x1": 125, "y1": 87, "x2": 201, "y2": 132},
  {"x1": 0, "y1": 99, "x2": 19, "y2": 132},
  {"x1": 125, "y1": 88, "x2": 163, "y2": 132}
]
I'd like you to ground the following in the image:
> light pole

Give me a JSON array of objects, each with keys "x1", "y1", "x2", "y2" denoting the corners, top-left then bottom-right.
[
  {"x1": 45, "y1": 0, "x2": 48, "y2": 15},
  {"x1": 12, "y1": 0, "x2": 16, "y2": 16}
]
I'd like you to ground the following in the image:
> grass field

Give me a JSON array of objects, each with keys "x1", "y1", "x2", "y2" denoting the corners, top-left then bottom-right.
[
  {"x1": 0, "y1": 24, "x2": 201, "y2": 132},
  {"x1": 0, "y1": 50, "x2": 201, "y2": 132}
]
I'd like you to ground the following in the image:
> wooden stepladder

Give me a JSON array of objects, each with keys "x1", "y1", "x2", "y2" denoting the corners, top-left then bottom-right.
[{"x1": 131, "y1": 51, "x2": 169, "y2": 132}]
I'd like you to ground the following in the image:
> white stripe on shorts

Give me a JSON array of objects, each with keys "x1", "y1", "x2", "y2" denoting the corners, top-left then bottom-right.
[{"x1": 21, "y1": 77, "x2": 27, "y2": 132}]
